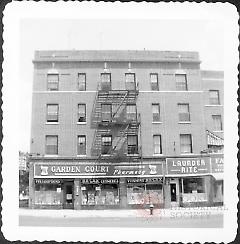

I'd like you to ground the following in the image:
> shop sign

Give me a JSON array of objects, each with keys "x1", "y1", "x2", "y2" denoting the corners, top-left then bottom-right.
[
  {"x1": 35, "y1": 179, "x2": 62, "y2": 184},
  {"x1": 166, "y1": 158, "x2": 211, "y2": 175},
  {"x1": 34, "y1": 163, "x2": 163, "y2": 178},
  {"x1": 81, "y1": 178, "x2": 119, "y2": 184},
  {"x1": 210, "y1": 155, "x2": 224, "y2": 173},
  {"x1": 126, "y1": 178, "x2": 163, "y2": 184}
]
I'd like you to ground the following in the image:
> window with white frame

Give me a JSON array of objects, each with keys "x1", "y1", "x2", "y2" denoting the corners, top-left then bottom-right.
[
  {"x1": 101, "y1": 135, "x2": 112, "y2": 155},
  {"x1": 127, "y1": 135, "x2": 138, "y2": 154},
  {"x1": 150, "y1": 73, "x2": 159, "y2": 91},
  {"x1": 78, "y1": 73, "x2": 86, "y2": 91},
  {"x1": 153, "y1": 135, "x2": 162, "y2": 154},
  {"x1": 209, "y1": 90, "x2": 220, "y2": 105},
  {"x1": 78, "y1": 104, "x2": 86, "y2": 123},
  {"x1": 180, "y1": 134, "x2": 192, "y2": 154},
  {"x1": 175, "y1": 74, "x2": 187, "y2": 91},
  {"x1": 212, "y1": 115, "x2": 222, "y2": 131},
  {"x1": 101, "y1": 104, "x2": 112, "y2": 122},
  {"x1": 45, "y1": 135, "x2": 58, "y2": 155},
  {"x1": 77, "y1": 135, "x2": 86, "y2": 155},
  {"x1": 46, "y1": 104, "x2": 59, "y2": 123},
  {"x1": 126, "y1": 104, "x2": 136, "y2": 121},
  {"x1": 152, "y1": 103, "x2": 160, "y2": 122},
  {"x1": 101, "y1": 73, "x2": 111, "y2": 90},
  {"x1": 125, "y1": 73, "x2": 136, "y2": 90},
  {"x1": 47, "y1": 74, "x2": 59, "y2": 91},
  {"x1": 178, "y1": 103, "x2": 190, "y2": 122}
]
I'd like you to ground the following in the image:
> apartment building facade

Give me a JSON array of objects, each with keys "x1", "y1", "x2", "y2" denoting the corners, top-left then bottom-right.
[{"x1": 29, "y1": 50, "x2": 224, "y2": 209}]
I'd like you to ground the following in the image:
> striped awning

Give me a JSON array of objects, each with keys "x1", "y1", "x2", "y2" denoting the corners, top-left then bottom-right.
[{"x1": 207, "y1": 130, "x2": 224, "y2": 146}]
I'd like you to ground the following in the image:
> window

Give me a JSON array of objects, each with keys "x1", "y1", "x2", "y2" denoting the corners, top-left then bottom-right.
[
  {"x1": 101, "y1": 136, "x2": 112, "y2": 155},
  {"x1": 153, "y1": 135, "x2": 162, "y2": 154},
  {"x1": 183, "y1": 178, "x2": 205, "y2": 193},
  {"x1": 126, "y1": 104, "x2": 136, "y2": 121},
  {"x1": 209, "y1": 90, "x2": 220, "y2": 105},
  {"x1": 47, "y1": 74, "x2": 59, "y2": 91},
  {"x1": 127, "y1": 135, "x2": 138, "y2": 154},
  {"x1": 101, "y1": 73, "x2": 111, "y2": 90},
  {"x1": 175, "y1": 74, "x2": 187, "y2": 91},
  {"x1": 178, "y1": 103, "x2": 190, "y2": 122},
  {"x1": 125, "y1": 73, "x2": 136, "y2": 90},
  {"x1": 46, "y1": 104, "x2": 59, "y2": 123},
  {"x1": 101, "y1": 104, "x2": 112, "y2": 122},
  {"x1": 78, "y1": 73, "x2": 86, "y2": 91},
  {"x1": 77, "y1": 136, "x2": 86, "y2": 155},
  {"x1": 180, "y1": 134, "x2": 192, "y2": 154},
  {"x1": 45, "y1": 136, "x2": 58, "y2": 155},
  {"x1": 78, "y1": 104, "x2": 86, "y2": 123},
  {"x1": 150, "y1": 73, "x2": 159, "y2": 91},
  {"x1": 212, "y1": 115, "x2": 223, "y2": 131},
  {"x1": 152, "y1": 104, "x2": 160, "y2": 122}
]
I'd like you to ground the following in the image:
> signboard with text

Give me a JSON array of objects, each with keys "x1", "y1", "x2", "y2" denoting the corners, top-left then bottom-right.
[
  {"x1": 210, "y1": 155, "x2": 224, "y2": 173},
  {"x1": 34, "y1": 162, "x2": 164, "y2": 178}
]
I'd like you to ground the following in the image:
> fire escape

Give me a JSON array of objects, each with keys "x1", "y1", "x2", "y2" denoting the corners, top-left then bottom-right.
[{"x1": 91, "y1": 74, "x2": 141, "y2": 163}]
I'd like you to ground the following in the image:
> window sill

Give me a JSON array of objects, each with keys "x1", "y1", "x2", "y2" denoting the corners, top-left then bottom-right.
[
  {"x1": 213, "y1": 130, "x2": 223, "y2": 133},
  {"x1": 180, "y1": 153, "x2": 194, "y2": 156},
  {"x1": 44, "y1": 154, "x2": 58, "y2": 157},
  {"x1": 178, "y1": 121, "x2": 191, "y2": 124},
  {"x1": 46, "y1": 122, "x2": 59, "y2": 125},
  {"x1": 77, "y1": 155, "x2": 87, "y2": 157},
  {"x1": 204, "y1": 104, "x2": 223, "y2": 107},
  {"x1": 152, "y1": 121, "x2": 163, "y2": 124},
  {"x1": 77, "y1": 122, "x2": 87, "y2": 125},
  {"x1": 127, "y1": 154, "x2": 139, "y2": 156},
  {"x1": 153, "y1": 154, "x2": 163, "y2": 156}
]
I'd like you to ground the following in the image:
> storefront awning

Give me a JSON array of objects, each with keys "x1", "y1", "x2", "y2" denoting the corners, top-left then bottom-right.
[{"x1": 207, "y1": 130, "x2": 224, "y2": 146}]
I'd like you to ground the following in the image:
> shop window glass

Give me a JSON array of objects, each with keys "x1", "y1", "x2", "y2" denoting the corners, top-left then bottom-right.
[
  {"x1": 77, "y1": 135, "x2": 86, "y2": 155},
  {"x1": 178, "y1": 103, "x2": 190, "y2": 122},
  {"x1": 180, "y1": 134, "x2": 192, "y2": 154},
  {"x1": 152, "y1": 103, "x2": 160, "y2": 122},
  {"x1": 150, "y1": 73, "x2": 159, "y2": 91},
  {"x1": 101, "y1": 73, "x2": 111, "y2": 91},
  {"x1": 183, "y1": 178, "x2": 205, "y2": 193},
  {"x1": 212, "y1": 115, "x2": 222, "y2": 131},
  {"x1": 126, "y1": 104, "x2": 136, "y2": 121},
  {"x1": 175, "y1": 74, "x2": 187, "y2": 91},
  {"x1": 153, "y1": 135, "x2": 162, "y2": 154},
  {"x1": 209, "y1": 90, "x2": 220, "y2": 105},
  {"x1": 45, "y1": 135, "x2": 58, "y2": 155},
  {"x1": 78, "y1": 104, "x2": 86, "y2": 123},
  {"x1": 125, "y1": 73, "x2": 136, "y2": 90},
  {"x1": 127, "y1": 135, "x2": 138, "y2": 154},
  {"x1": 47, "y1": 74, "x2": 59, "y2": 91},
  {"x1": 46, "y1": 104, "x2": 59, "y2": 123},
  {"x1": 101, "y1": 135, "x2": 112, "y2": 155},
  {"x1": 101, "y1": 104, "x2": 112, "y2": 122},
  {"x1": 213, "y1": 180, "x2": 223, "y2": 203},
  {"x1": 34, "y1": 184, "x2": 62, "y2": 205},
  {"x1": 78, "y1": 73, "x2": 86, "y2": 91}
]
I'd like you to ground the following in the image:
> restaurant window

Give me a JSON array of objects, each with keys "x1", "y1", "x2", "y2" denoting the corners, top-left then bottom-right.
[
  {"x1": 46, "y1": 104, "x2": 59, "y2": 123},
  {"x1": 47, "y1": 74, "x2": 59, "y2": 91},
  {"x1": 101, "y1": 135, "x2": 112, "y2": 155},
  {"x1": 178, "y1": 103, "x2": 190, "y2": 122},
  {"x1": 101, "y1": 73, "x2": 111, "y2": 91},
  {"x1": 45, "y1": 135, "x2": 58, "y2": 155},
  {"x1": 126, "y1": 104, "x2": 136, "y2": 121},
  {"x1": 152, "y1": 103, "x2": 160, "y2": 122},
  {"x1": 183, "y1": 178, "x2": 205, "y2": 193},
  {"x1": 212, "y1": 115, "x2": 223, "y2": 131},
  {"x1": 180, "y1": 134, "x2": 192, "y2": 154},
  {"x1": 127, "y1": 135, "x2": 138, "y2": 154},
  {"x1": 150, "y1": 73, "x2": 159, "y2": 91},
  {"x1": 78, "y1": 104, "x2": 86, "y2": 123},
  {"x1": 175, "y1": 74, "x2": 188, "y2": 91},
  {"x1": 125, "y1": 73, "x2": 136, "y2": 90},
  {"x1": 101, "y1": 104, "x2": 112, "y2": 122},
  {"x1": 153, "y1": 135, "x2": 162, "y2": 154},
  {"x1": 77, "y1": 135, "x2": 86, "y2": 156},
  {"x1": 78, "y1": 73, "x2": 86, "y2": 91},
  {"x1": 209, "y1": 90, "x2": 220, "y2": 105}
]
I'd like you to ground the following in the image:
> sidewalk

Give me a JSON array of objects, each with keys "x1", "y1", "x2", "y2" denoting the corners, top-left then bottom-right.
[{"x1": 19, "y1": 207, "x2": 224, "y2": 219}]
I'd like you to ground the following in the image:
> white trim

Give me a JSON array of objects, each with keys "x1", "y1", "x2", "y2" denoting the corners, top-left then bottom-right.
[
  {"x1": 44, "y1": 154, "x2": 58, "y2": 157},
  {"x1": 45, "y1": 122, "x2": 59, "y2": 125},
  {"x1": 202, "y1": 78, "x2": 224, "y2": 81},
  {"x1": 153, "y1": 154, "x2": 164, "y2": 157},
  {"x1": 76, "y1": 155, "x2": 87, "y2": 157},
  {"x1": 204, "y1": 104, "x2": 223, "y2": 107},
  {"x1": 77, "y1": 122, "x2": 87, "y2": 125},
  {"x1": 152, "y1": 121, "x2": 163, "y2": 124},
  {"x1": 213, "y1": 130, "x2": 224, "y2": 133},
  {"x1": 178, "y1": 121, "x2": 191, "y2": 124},
  {"x1": 32, "y1": 90, "x2": 204, "y2": 93}
]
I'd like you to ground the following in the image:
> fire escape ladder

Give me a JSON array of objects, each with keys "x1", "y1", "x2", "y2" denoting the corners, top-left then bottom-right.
[{"x1": 112, "y1": 91, "x2": 129, "y2": 119}]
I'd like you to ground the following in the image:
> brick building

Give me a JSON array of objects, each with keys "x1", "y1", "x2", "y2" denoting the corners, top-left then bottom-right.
[{"x1": 29, "y1": 50, "x2": 224, "y2": 209}]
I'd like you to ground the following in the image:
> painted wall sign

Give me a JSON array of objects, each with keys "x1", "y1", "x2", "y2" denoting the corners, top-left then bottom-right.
[
  {"x1": 81, "y1": 178, "x2": 119, "y2": 184},
  {"x1": 34, "y1": 163, "x2": 163, "y2": 178},
  {"x1": 210, "y1": 155, "x2": 224, "y2": 173},
  {"x1": 34, "y1": 179, "x2": 62, "y2": 184},
  {"x1": 166, "y1": 158, "x2": 211, "y2": 175},
  {"x1": 126, "y1": 177, "x2": 163, "y2": 184}
]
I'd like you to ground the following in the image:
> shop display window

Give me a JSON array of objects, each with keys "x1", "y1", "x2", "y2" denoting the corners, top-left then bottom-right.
[
  {"x1": 81, "y1": 184, "x2": 119, "y2": 206},
  {"x1": 183, "y1": 178, "x2": 205, "y2": 193},
  {"x1": 213, "y1": 180, "x2": 223, "y2": 203},
  {"x1": 34, "y1": 184, "x2": 62, "y2": 205}
]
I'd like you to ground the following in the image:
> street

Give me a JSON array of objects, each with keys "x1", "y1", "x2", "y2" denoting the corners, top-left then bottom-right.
[{"x1": 19, "y1": 214, "x2": 223, "y2": 228}]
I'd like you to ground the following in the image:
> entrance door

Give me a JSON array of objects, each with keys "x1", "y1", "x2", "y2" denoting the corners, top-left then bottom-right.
[
  {"x1": 63, "y1": 182, "x2": 74, "y2": 209},
  {"x1": 170, "y1": 184, "x2": 177, "y2": 202},
  {"x1": 170, "y1": 180, "x2": 179, "y2": 207}
]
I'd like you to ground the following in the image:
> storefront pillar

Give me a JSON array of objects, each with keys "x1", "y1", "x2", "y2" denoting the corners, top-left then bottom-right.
[
  {"x1": 205, "y1": 176, "x2": 213, "y2": 206},
  {"x1": 163, "y1": 179, "x2": 171, "y2": 209},
  {"x1": 28, "y1": 162, "x2": 35, "y2": 208},
  {"x1": 119, "y1": 178, "x2": 127, "y2": 208},
  {"x1": 74, "y1": 179, "x2": 81, "y2": 210}
]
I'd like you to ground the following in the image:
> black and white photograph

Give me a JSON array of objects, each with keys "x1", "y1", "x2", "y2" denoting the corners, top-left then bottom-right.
[{"x1": 2, "y1": 1, "x2": 238, "y2": 243}]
